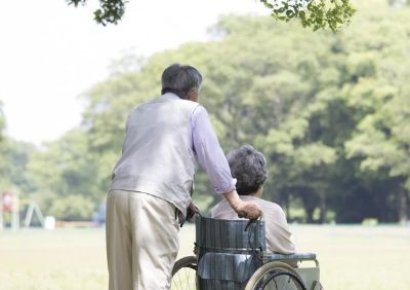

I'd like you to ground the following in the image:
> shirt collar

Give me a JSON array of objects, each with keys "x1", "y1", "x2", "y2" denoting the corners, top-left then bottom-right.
[{"x1": 160, "y1": 92, "x2": 181, "y2": 101}]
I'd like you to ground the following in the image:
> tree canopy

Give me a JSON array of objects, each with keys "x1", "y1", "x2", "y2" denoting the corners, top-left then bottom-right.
[
  {"x1": 66, "y1": 0, "x2": 355, "y2": 31},
  {"x1": 69, "y1": 0, "x2": 410, "y2": 222},
  {"x1": 1, "y1": 0, "x2": 409, "y2": 223}
]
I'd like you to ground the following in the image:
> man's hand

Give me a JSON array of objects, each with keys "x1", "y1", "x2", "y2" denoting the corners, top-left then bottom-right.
[
  {"x1": 223, "y1": 190, "x2": 262, "y2": 220},
  {"x1": 178, "y1": 202, "x2": 199, "y2": 227},
  {"x1": 237, "y1": 201, "x2": 262, "y2": 220},
  {"x1": 186, "y1": 202, "x2": 199, "y2": 220}
]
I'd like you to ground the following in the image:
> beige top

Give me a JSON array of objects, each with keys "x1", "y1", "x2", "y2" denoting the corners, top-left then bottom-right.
[{"x1": 211, "y1": 195, "x2": 296, "y2": 254}]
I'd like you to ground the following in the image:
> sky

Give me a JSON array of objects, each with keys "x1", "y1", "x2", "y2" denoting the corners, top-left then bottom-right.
[{"x1": 0, "y1": 0, "x2": 266, "y2": 146}]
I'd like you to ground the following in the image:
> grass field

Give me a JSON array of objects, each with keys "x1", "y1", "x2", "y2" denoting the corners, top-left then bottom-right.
[{"x1": 1, "y1": 224, "x2": 409, "y2": 290}]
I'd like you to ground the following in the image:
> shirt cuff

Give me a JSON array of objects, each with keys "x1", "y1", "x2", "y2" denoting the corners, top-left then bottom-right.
[{"x1": 213, "y1": 178, "x2": 237, "y2": 195}]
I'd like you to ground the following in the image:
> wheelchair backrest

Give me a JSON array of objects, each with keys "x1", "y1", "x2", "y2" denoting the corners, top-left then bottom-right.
[
  {"x1": 195, "y1": 216, "x2": 266, "y2": 290},
  {"x1": 195, "y1": 215, "x2": 266, "y2": 253}
]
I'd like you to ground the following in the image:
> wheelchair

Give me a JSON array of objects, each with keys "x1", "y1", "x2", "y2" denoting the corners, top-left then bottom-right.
[{"x1": 171, "y1": 215, "x2": 321, "y2": 290}]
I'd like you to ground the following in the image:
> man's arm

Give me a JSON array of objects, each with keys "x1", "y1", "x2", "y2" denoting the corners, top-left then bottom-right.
[
  {"x1": 223, "y1": 190, "x2": 262, "y2": 220},
  {"x1": 191, "y1": 106, "x2": 261, "y2": 220}
]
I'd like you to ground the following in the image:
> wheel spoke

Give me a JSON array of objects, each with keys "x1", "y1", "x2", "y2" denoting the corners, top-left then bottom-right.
[{"x1": 171, "y1": 256, "x2": 197, "y2": 290}]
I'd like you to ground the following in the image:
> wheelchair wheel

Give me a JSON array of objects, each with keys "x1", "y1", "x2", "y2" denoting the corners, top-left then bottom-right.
[
  {"x1": 244, "y1": 261, "x2": 307, "y2": 290},
  {"x1": 171, "y1": 256, "x2": 197, "y2": 290}
]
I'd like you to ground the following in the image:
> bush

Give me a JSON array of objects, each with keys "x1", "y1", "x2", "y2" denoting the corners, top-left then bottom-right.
[{"x1": 49, "y1": 195, "x2": 95, "y2": 221}]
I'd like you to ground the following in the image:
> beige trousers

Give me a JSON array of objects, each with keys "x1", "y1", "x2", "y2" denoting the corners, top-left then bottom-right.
[{"x1": 106, "y1": 190, "x2": 180, "y2": 290}]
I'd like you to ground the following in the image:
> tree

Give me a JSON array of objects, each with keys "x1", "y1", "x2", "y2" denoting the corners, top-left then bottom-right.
[
  {"x1": 49, "y1": 195, "x2": 95, "y2": 221},
  {"x1": 26, "y1": 129, "x2": 100, "y2": 220},
  {"x1": 0, "y1": 140, "x2": 36, "y2": 193},
  {"x1": 67, "y1": 0, "x2": 126, "y2": 26},
  {"x1": 66, "y1": 0, "x2": 355, "y2": 31},
  {"x1": 19, "y1": 0, "x2": 407, "y2": 223},
  {"x1": 78, "y1": 1, "x2": 409, "y2": 223},
  {"x1": 260, "y1": 0, "x2": 355, "y2": 31}
]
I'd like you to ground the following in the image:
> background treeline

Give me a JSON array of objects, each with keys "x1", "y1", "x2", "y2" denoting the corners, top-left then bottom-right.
[{"x1": 0, "y1": 0, "x2": 409, "y2": 223}]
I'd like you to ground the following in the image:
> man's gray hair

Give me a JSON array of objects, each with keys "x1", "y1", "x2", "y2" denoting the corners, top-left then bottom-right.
[
  {"x1": 227, "y1": 144, "x2": 268, "y2": 196},
  {"x1": 161, "y1": 63, "x2": 203, "y2": 99}
]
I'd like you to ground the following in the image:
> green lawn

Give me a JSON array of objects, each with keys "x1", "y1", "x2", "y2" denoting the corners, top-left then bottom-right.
[{"x1": 1, "y1": 224, "x2": 409, "y2": 290}]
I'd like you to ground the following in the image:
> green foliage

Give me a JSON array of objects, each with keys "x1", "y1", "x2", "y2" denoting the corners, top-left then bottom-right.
[
  {"x1": 66, "y1": 0, "x2": 126, "y2": 25},
  {"x1": 260, "y1": 0, "x2": 356, "y2": 31},
  {"x1": 10, "y1": 0, "x2": 408, "y2": 223},
  {"x1": 339, "y1": 3, "x2": 410, "y2": 197},
  {"x1": 0, "y1": 139, "x2": 36, "y2": 194},
  {"x1": 49, "y1": 194, "x2": 95, "y2": 221},
  {"x1": 74, "y1": 1, "x2": 409, "y2": 223},
  {"x1": 65, "y1": 0, "x2": 355, "y2": 31},
  {"x1": 25, "y1": 129, "x2": 103, "y2": 219}
]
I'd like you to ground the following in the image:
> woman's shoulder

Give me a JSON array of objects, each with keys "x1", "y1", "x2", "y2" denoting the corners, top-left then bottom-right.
[
  {"x1": 249, "y1": 196, "x2": 285, "y2": 214},
  {"x1": 210, "y1": 199, "x2": 231, "y2": 217}
]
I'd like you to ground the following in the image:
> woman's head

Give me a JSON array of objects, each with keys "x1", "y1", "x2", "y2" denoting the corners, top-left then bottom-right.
[{"x1": 227, "y1": 144, "x2": 268, "y2": 196}]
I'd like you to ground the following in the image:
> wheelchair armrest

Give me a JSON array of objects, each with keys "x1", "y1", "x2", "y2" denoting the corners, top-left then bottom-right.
[{"x1": 264, "y1": 252, "x2": 317, "y2": 262}]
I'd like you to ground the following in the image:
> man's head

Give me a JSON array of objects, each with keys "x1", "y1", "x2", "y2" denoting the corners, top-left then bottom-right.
[
  {"x1": 227, "y1": 145, "x2": 268, "y2": 196},
  {"x1": 161, "y1": 63, "x2": 203, "y2": 101}
]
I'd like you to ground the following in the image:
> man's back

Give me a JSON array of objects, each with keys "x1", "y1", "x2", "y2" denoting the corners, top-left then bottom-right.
[{"x1": 111, "y1": 93, "x2": 199, "y2": 214}]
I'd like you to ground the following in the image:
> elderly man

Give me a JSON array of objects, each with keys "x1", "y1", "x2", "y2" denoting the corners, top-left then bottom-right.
[
  {"x1": 211, "y1": 144, "x2": 296, "y2": 255},
  {"x1": 106, "y1": 64, "x2": 262, "y2": 290}
]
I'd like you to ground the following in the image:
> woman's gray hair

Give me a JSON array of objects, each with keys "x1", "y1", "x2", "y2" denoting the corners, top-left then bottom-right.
[
  {"x1": 161, "y1": 63, "x2": 203, "y2": 99},
  {"x1": 227, "y1": 144, "x2": 268, "y2": 196}
]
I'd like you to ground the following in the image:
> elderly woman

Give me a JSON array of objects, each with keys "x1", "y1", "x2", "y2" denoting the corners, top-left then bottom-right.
[{"x1": 211, "y1": 144, "x2": 296, "y2": 255}]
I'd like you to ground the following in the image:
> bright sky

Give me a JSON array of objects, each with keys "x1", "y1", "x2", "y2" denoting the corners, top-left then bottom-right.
[{"x1": 0, "y1": 0, "x2": 266, "y2": 146}]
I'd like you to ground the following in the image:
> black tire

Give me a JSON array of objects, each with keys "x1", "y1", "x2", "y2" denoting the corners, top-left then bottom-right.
[
  {"x1": 171, "y1": 256, "x2": 197, "y2": 290},
  {"x1": 244, "y1": 261, "x2": 307, "y2": 290}
]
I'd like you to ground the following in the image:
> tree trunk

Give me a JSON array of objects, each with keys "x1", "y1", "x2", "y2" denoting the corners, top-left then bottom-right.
[
  {"x1": 298, "y1": 189, "x2": 319, "y2": 223},
  {"x1": 305, "y1": 207, "x2": 314, "y2": 223},
  {"x1": 398, "y1": 188, "x2": 408, "y2": 225},
  {"x1": 319, "y1": 195, "x2": 327, "y2": 224}
]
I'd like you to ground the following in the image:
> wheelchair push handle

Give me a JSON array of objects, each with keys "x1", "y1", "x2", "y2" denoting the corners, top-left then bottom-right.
[
  {"x1": 244, "y1": 217, "x2": 260, "y2": 232},
  {"x1": 238, "y1": 207, "x2": 264, "y2": 232}
]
